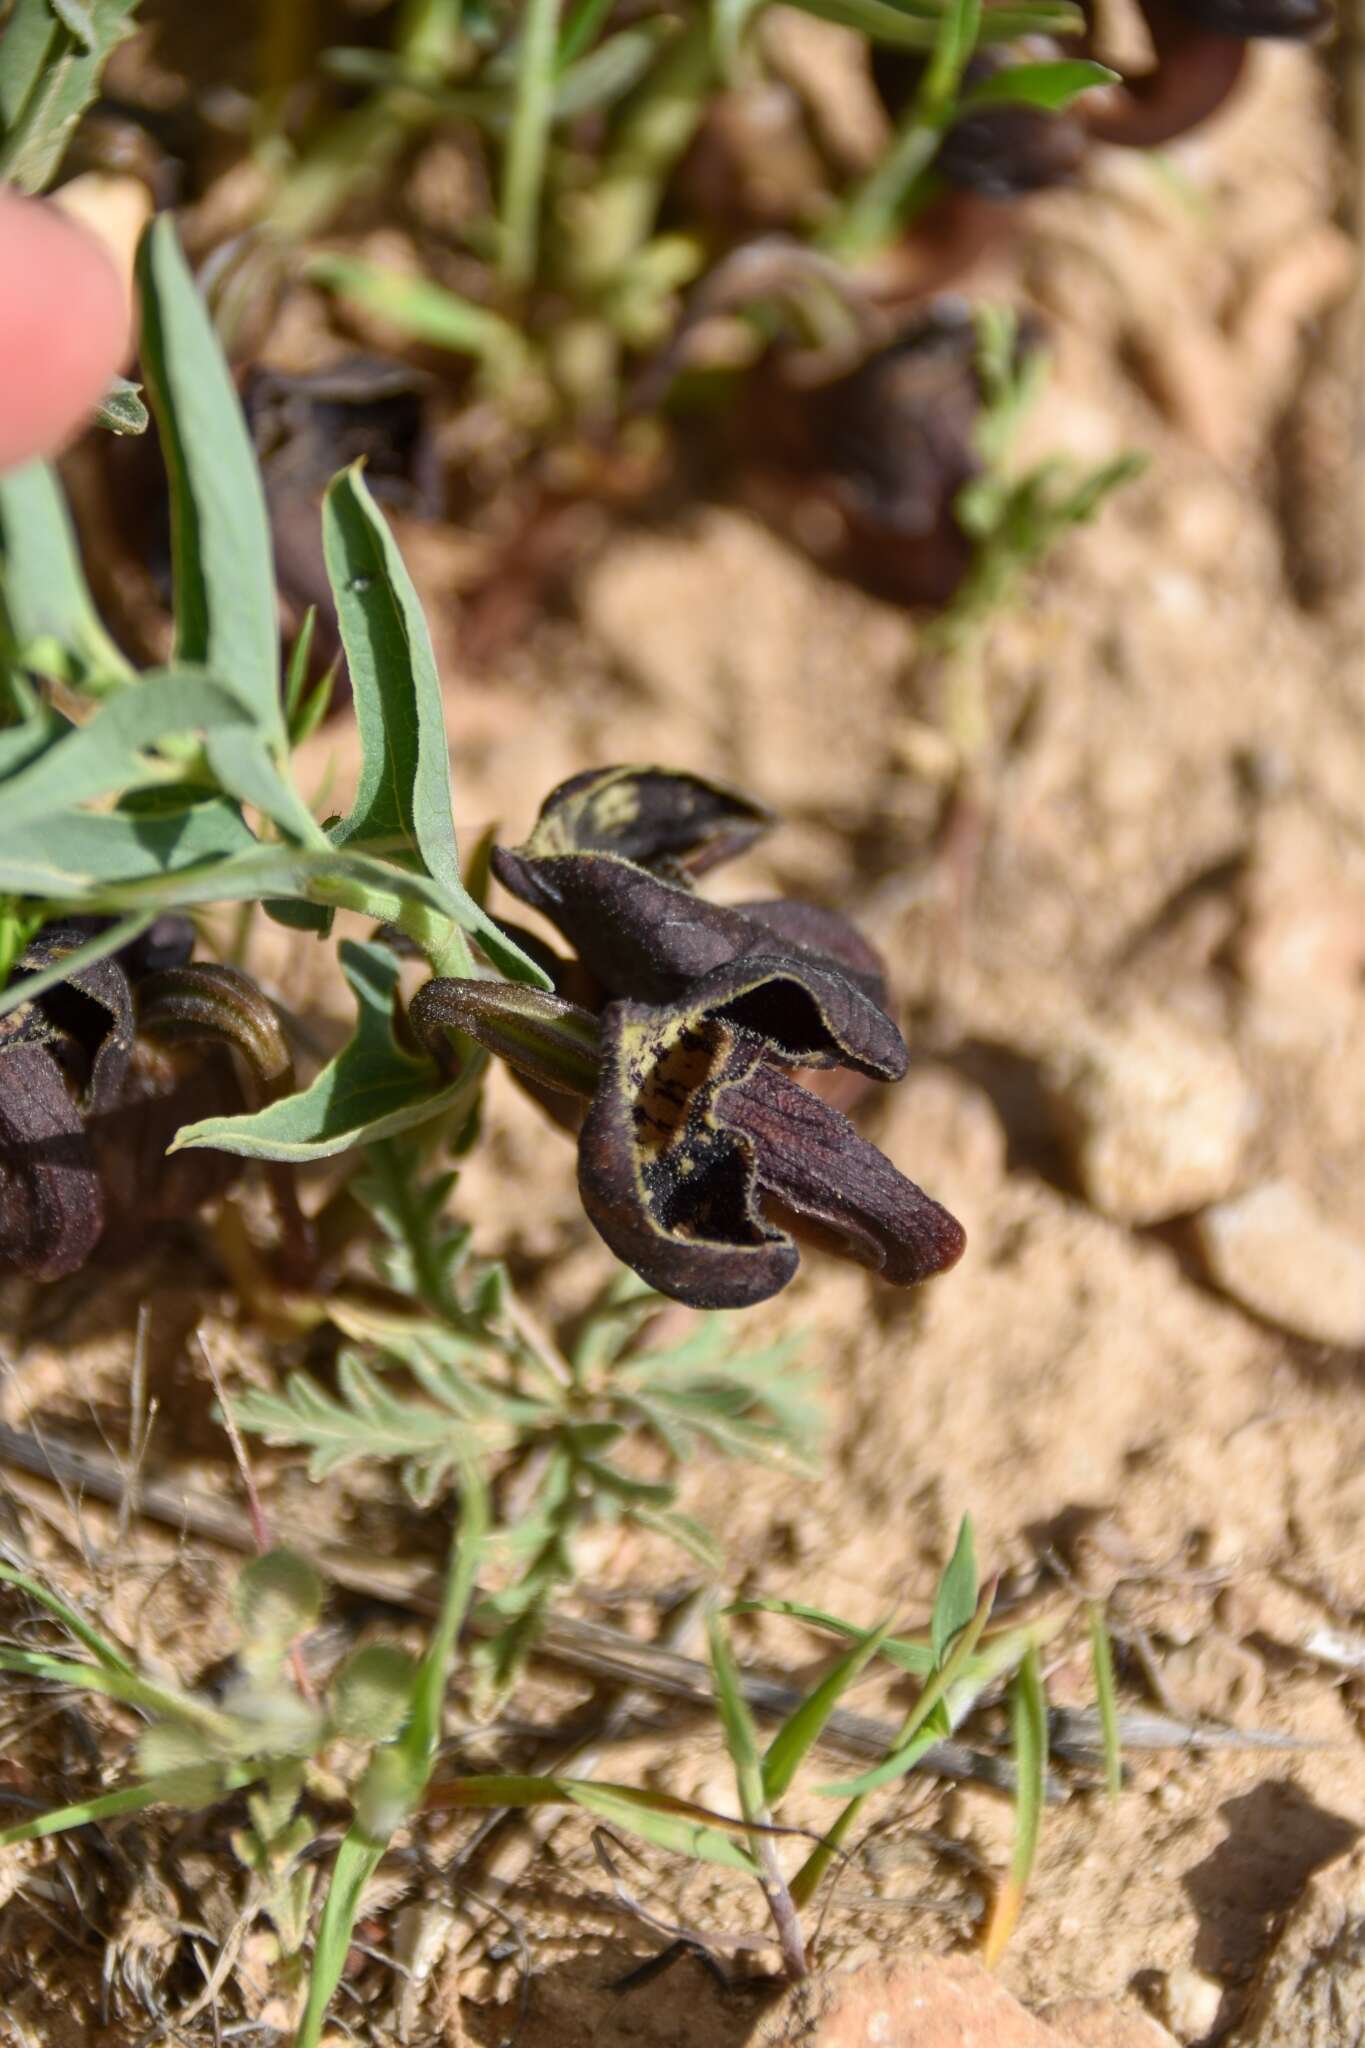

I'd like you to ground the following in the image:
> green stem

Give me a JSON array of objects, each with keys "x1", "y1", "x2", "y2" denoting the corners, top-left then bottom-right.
[
  {"x1": 563, "y1": 19, "x2": 713, "y2": 294},
  {"x1": 499, "y1": 0, "x2": 561, "y2": 293}
]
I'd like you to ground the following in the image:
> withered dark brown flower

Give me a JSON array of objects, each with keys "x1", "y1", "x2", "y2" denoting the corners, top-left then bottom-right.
[
  {"x1": 0, "y1": 920, "x2": 296, "y2": 1282},
  {"x1": 411, "y1": 769, "x2": 965, "y2": 1311}
]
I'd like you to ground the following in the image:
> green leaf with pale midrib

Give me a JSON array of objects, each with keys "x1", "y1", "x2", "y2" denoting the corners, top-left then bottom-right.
[
  {"x1": 136, "y1": 216, "x2": 283, "y2": 740},
  {"x1": 0, "y1": 458, "x2": 133, "y2": 688},
  {"x1": 323, "y1": 463, "x2": 548, "y2": 987}
]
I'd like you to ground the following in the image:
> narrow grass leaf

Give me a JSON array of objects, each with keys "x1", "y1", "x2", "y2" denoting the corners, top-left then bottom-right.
[
  {"x1": 982, "y1": 1642, "x2": 1048, "y2": 1966},
  {"x1": 0, "y1": 1763, "x2": 263, "y2": 1849},
  {"x1": 136, "y1": 216, "x2": 282, "y2": 738},
  {"x1": 498, "y1": 0, "x2": 560, "y2": 289},
  {"x1": 729, "y1": 1595, "x2": 931, "y2": 1678},
  {"x1": 761, "y1": 1615, "x2": 897, "y2": 1805},
  {"x1": 1087, "y1": 1601, "x2": 1122, "y2": 1801},
  {"x1": 295, "y1": 1829, "x2": 386, "y2": 2048},
  {"x1": 959, "y1": 58, "x2": 1118, "y2": 113},
  {"x1": 402, "y1": 1460, "x2": 488, "y2": 1768},
  {"x1": 0, "y1": 1559, "x2": 138, "y2": 1674},
  {"x1": 816, "y1": 1576, "x2": 996, "y2": 1799},
  {"x1": 707, "y1": 1609, "x2": 766, "y2": 1824},
  {"x1": 0, "y1": 459, "x2": 133, "y2": 688},
  {"x1": 931, "y1": 1514, "x2": 977, "y2": 1666},
  {"x1": 566, "y1": 1783, "x2": 758, "y2": 1872},
  {"x1": 308, "y1": 256, "x2": 528, "y2": 372}
]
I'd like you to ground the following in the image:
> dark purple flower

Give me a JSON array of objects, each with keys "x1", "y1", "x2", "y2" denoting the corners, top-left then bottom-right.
[{"x1": 413, "y1": 769, "x2": 965, "y2": 1310}]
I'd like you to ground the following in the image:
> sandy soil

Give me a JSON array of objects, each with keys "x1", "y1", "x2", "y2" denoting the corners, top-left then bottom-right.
[{"x1": 0, "y1": 30, "x2": 1362, "y2": 2048}]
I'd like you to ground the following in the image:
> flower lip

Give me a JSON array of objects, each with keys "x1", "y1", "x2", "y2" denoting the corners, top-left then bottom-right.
[
  {"x1": 578, "y1": 1004, "x2": 799, "y2": 1311},
  {"x1": 577, "y1": 997, "x2": 962, "y2": 1311}
]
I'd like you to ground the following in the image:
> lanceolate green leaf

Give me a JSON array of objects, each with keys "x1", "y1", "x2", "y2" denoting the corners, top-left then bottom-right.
[
  {"x1": 136, "y1": 216, "x2": 283, "y2": 739},
  {"x1": 760, "y1": 1616, "x2": 897, "y2": 1804},
  {"x1": 0, "y1": 670, "x2": 264, "y2": 826},
  {"x1": 322, "y1": 464, "x2": 548, "y2": 985},
  {"x1": 0, "y1": 0, "x2": 140, "y2": 190},
  {"x1": 0, "y1": 797, "x2": 259, "y2": 894},
  {"x1": 959, "y1": 58, "x2": 1118, "y2": 113},
  {"x1": 295, "y1": 1829, "x2": 386, "y2": 2048},
  {"x1": 782, "y1": 0, "x2": 1081, "y2": 49},
  {"x1": 0, "y1": 459, "x2": 134, "y2": 688},
  {"x1": 0, "y1": 813, "x2": 475, "y2": 933},
  {"x1": 171, "y1": 939, "x2": 476, "y2": 1162},
  {"x1": 0, "y1": 1763, "x2": 263, "y2": 1850},
  {"x1": 931, "y1": 1515, "x2": 977, "y2": 1667}
]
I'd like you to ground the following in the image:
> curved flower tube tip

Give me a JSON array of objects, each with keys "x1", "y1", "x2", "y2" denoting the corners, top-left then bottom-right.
[
  {"x1": 409, "y1": 978, "x2": 604, "y2": 1101},
  {"x1": 136, "y1": 963, "x2": 295, "y2": 1105},
  {"x1": 1083, "y1": 0, "x2": 1334, "y2": 149},
  {"x1": 134, "y1": 963, "x2": 314, "y2": 1283},
  {"x1": 579, "y1": 1000, "x2": 964, "y2": 1311}
]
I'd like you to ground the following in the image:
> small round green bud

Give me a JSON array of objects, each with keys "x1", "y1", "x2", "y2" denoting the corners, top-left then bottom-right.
[
  {"x1": 329, "y1": 1644, "x2": 417, "y2": 1747},
  {"x1": 234, "y1": 1550, "x2": 324, "y2": 1651}
]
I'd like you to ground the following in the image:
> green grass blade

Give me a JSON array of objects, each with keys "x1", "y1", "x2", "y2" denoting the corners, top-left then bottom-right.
[
  {"x1": 1087, "y1": 1601, "x2": 1122, "y2": 1801},
  {"x1": 402, "y1": 1460, "x2": 487, "y2": 1768},
  {"x1": 566, "y1": 1782, "x2": 758, "y2": 1872},
  {"x1": 931, "y1": 1514, "x2": 977, "y2": 1666},
  {"x1": 308, "y1": 256, "x2": 528, "y2": 375},
  {"x1": 295, "y1": 1828, "x2": 386, "y2": 2048},
  {"x1": 0, "y1": 459, "x2": 134, "y2": 689},
  {"x1": 815, "y1": 1578, "x2": 996, "y2": 1798},
  {"x1": 959, "y1": 58, "x2": 1116, "y2": 113},
  {"x1": 729, "y1": 1595, "x2": 934, "y2": 1677},
  {"x1": 761, "y1": 1616, "x2": 896, "y2": 1805},
  {"x1": 0, "y1": 1763, "x2": 262, "y2": 1849},
  {"x1": 0, "y1": 1559, "x2": 138, "y2": 1675},
  {"x1": 499, "y1": 0, "x2": 560, "y2": 290},
  {"x1": 136, "y1": 216, "x2": 283, "y2": 738},
  {"x1": 707, "y1": 1610, "x2": 765, "y2": 1824},
  {"x1": 982, "y1": 1641, "x2": 1048, "y2": 1965}
]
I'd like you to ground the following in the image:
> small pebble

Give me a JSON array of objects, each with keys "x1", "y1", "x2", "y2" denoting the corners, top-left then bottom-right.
[
  {"x1": 1194, "y1": 1180, "x2": 1365, "y2": 1347},
  {"x1": 1043, "y1": 1008, "x2": 1255, "y2": 1224},
  {"x1": 1156, "y1": 1964, "x2": 1224, "y2": 2041}
]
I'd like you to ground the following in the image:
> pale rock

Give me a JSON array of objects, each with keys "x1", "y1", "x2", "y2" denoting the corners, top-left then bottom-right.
[
  {"x1": 1043, "y1": 1008, "x2": 1255, "y2": 1224},
  {"x1": 1154, "y1": 1964, "x2": 1225, "y2": 2041},
  {"x1": 1043, "y1": 1998, "x2": 1179, "y2": 2048},
  {"x1": 1194, "y1": 1181, "x2": 1365, "y2": 1347},
  {"x1": 757, "y1": 1957, "x2": 1189, "y2": 2048}
]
